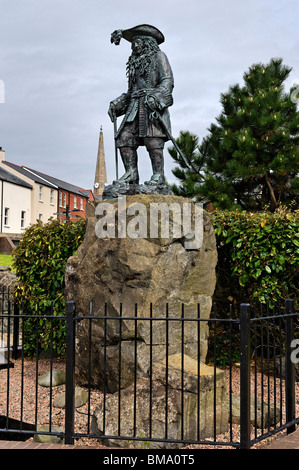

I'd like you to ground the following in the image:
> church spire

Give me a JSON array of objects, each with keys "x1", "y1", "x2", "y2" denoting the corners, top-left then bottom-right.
[{"x1": 94, "y1": 126, "x2": 107, "y2": 197}]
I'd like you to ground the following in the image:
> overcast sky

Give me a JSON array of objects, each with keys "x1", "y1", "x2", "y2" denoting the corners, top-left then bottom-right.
[{"x1": 0, "y1": 0, "x2": 298, "y2": 189}]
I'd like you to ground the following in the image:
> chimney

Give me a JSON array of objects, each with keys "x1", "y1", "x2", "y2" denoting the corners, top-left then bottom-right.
[{"x1": 0, "y1": 147, "x2": 5, "y2": 163}]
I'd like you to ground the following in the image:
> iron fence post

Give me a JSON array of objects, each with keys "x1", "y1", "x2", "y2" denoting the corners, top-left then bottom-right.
[
  {"x1": 65, "y1": 301, "x2": 75, "y2": 445},
  {"x1": 12, "y1": 303, "x2": 20, "y2": 360},
  {"x1": 285, "y1": 299, "x2": 296, "y2": 435},
  {"x1": 240, "y1": 303, "x2": 251, "y2": 449}
]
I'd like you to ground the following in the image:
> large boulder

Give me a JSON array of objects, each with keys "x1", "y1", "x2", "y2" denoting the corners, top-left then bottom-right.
[
  {"x1": 91, "y1": 354, "x2": 228, "y2": 449},
  {"x1": 65, "y1": 194, "x2": 217, "y2": 392}
]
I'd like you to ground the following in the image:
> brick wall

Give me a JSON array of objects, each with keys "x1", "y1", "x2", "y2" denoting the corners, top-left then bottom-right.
[{"x1": 0, "y1": 237, "x2": 16, "y2": 255}]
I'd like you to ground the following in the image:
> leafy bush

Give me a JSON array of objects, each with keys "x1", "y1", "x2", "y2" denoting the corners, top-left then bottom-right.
[
  {"x1": 213, "y1": 205, "x2": 299, "y2": 306},
  {"x1": 12, "y1": 218, "x2": 86, "y2": 356}
]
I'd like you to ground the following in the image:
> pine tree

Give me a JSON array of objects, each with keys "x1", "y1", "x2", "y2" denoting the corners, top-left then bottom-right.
[
  {"x1": 170, "y1": 58, "x2": 299, "y2": 210},
  {"x1": 169, "y1": 130, "x2": 208, "y2": 199}
]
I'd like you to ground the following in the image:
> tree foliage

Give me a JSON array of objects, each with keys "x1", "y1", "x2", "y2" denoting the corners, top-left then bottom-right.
[{"x1": 170, "y1": 58, "x2": 299, "y2": 210}]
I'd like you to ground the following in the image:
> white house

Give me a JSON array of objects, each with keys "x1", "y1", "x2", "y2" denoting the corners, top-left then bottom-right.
[
  {"x1": 0, "y1": 160, "x2": 32, "y2": 252},
  {"x1": 0, "y1": 148, "x2": 58, "y2": 225}
]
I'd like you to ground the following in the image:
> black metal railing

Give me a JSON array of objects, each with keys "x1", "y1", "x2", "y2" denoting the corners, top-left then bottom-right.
[
  {"x1": 0, "y1": 296, "x2": 298, "y2": 449},
  {"x1": 0, "y1": 289, "x2": 20, "y2": 370}
]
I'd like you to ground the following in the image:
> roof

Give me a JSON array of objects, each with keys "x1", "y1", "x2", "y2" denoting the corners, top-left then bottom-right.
[
  {"x1": 23, "y1": 167, "x2": 89, "y2": 198},
  {"x1": 3, "y1": 162, "x2": 57, "y2": 188},
  {"x1": 78, "y1": 189, "x2": 93, "y2": 198},
  {"x1": 0, "y1": 167, "x2": 33, "y2": 189},
  {"x1": 3, "y1": 162, "x2": 90, "y2": 198}
]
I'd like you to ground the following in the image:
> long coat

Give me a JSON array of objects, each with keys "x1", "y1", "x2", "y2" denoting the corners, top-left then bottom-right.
[{"x1": 111, "y1": 51, "x2": 174, "y2": 142}]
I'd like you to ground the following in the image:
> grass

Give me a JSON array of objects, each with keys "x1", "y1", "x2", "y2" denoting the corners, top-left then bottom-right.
[{"x1": 0, "y1": 253, "x2": 15, "y2": 271}]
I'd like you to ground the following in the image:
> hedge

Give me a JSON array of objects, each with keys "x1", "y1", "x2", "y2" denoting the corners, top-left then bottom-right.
[
  {"x1": 212, "y1": 205, "x2": 298, "y2": 306},
  {"x1": 12, "y1": 218, "x2": 86, "y2": 356}
]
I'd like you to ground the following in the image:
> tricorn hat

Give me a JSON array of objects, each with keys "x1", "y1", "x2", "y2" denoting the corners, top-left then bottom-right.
[{"x1": 111, "y1": 24, "x2": 165, "y2": 46}]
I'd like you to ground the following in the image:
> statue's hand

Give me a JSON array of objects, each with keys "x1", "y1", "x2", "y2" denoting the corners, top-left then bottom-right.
[
  {"x1": 146, "y1": 96, "x2": 156, "y2": 109},
  {"x1": 145, "y1": 93, "x2": 158, "y2": 111}
]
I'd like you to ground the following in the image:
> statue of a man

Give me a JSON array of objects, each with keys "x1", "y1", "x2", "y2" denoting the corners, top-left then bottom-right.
[{"x1": 108, "y1": 24, "x2": 174, "y2": 186}]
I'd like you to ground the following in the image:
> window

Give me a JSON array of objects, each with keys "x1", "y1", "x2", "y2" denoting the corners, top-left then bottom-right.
[
  {"x1": 63, "y1": 193, "x2": 66, "y2": 208},
  {"x1": 50, "y1": 189, "x2": 54, "y2": 205},
  {"x1": 4, "y1": 207, "x2": 9, "y2": 226},
  {"x1": 80, "y1": 198, "x2": 83, "y2": 211},
  {"x1": 39, "y1": 185, "x2": 43, "y2": 201},
  {"x1": 59, "y1": 192, "x2": 63, "y2": 207},
  {"x1": 74, "y1": 196, "x2": 77, "y2": 209},
  {"x1": 39, "y1": 214, "x2": 43, "y2": 221},
  {"x1": 21, "y1": 210, "x2": 26, "y2": 229}
]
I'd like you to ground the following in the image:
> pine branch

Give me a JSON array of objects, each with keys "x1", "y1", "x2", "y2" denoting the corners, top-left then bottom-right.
[{"x1": 265, "y1": 173, "x2": 277, "y2": 207}]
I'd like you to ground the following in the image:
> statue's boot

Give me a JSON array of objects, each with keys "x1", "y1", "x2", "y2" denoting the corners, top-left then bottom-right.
[
  {"x1": 145, "y1": 148, "x2": 165, "y2": 185},
  {"x1": 113, "y1": 147, "x2": 139, "y2": 184}
]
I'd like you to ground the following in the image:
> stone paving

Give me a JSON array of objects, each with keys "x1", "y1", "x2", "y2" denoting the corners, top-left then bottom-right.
[
  {"x1": 263, "y1": 427, "x2": 299, "y2": 449},
  {"x1": 0, "y1": 440, "x2": 97, "y2": 449}
]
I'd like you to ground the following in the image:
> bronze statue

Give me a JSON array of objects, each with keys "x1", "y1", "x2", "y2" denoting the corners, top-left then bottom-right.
[{"x1": 108, "y1": 24, "x2": 174, "y2": 188}]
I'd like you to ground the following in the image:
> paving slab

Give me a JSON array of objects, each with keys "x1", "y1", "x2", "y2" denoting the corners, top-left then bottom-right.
[
  {"x1": 0, "y1": 440, "x2": 97, "y2": 449},
  {"x1": 264, "y1": 427, "x2": 299, "y2": 449}
]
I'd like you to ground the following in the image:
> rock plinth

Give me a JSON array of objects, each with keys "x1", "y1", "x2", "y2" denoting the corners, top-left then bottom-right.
[
  {"x1": 65, "y1": 194, "x2": 217, "y2": 392},
  {"x1": 91, "y1": 354, "x2": 228, "y2": 449}
]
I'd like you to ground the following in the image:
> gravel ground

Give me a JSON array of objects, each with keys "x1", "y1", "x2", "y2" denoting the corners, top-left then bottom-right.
[{"x1": 0, "y1": 357, "x2": 298, "y2": 450}]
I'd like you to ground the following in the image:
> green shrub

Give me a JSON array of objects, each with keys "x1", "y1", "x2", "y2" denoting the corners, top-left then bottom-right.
[
  {"x1": 12, "y1": 218, "x2": 86, "y2": 356},
  {"x1": 213, "y1": 205, "x2": 299, "y2": 306}
]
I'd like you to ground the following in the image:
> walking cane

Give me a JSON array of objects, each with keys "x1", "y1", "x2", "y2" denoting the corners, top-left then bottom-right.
[{"x1": 113, "y1": 117, "x2": 119, "y2": 180}]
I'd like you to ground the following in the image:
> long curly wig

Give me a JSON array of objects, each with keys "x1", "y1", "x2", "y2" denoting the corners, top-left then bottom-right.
[{"x1": 126, "y1": 36, "x2": 160, "y2": 83}]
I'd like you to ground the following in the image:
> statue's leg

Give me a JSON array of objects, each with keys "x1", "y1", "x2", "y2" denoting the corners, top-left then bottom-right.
[
  {"x1": 115, "y1": 146, "x2": 139, "y2": 184},
  {"x1": 144, "y1": 138, "x2": 165, "y2": 185},
  {"x1": 114, "y1": 122, "x2": 139, "y2": 184}
]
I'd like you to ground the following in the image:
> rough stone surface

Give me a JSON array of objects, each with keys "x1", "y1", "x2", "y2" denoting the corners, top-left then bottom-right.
[
  {"x1": 33, "y1": 425, "x2": 64, "y2": 444},
  {"x1": 53, "y1": 387, "x2": 89, "y2": 409},
  {"x1": 0, "y1": 267, "x2": 18, "y2": 333},
  {"x1": 0, "y1": 266, "x2": 18, "y2": 290},
  {"x1": 91, "y1": 354, "x2": 228, "y2": 449},
  {"x1": 65, "y1": 195, "x2": 217, "y2": 392},
  {"x1": 229, "y1": 395, "x2": 281, "y2": 428},
  {"x1": 38, "y1": 369, "x2": 66, "y2": 387},
  {"x1": 0, "y1": 265, "x2": 12, "y2": 272}
]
